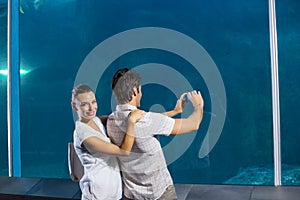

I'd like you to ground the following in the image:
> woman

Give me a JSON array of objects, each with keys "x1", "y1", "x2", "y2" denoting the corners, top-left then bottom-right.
[{"x1": 71, "y1": 84, "x2": 145, "y2": 200}]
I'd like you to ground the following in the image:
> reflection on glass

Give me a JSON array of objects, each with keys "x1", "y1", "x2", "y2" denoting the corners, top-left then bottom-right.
[{"x1": 0, "y1": 68, "x2": 31, "y2": 76}]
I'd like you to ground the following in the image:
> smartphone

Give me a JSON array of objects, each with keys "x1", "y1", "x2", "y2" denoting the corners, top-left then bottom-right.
[{"x1": 182, "y1": 94, "x2": 188, "y2": 107}]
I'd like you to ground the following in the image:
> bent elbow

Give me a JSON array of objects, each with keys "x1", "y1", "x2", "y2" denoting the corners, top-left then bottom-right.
[
  {"x1": 192, "y1": 126, "x2": 198, "y2": 132},
  {"x1": 192, "y1": 122, "x2": 201, "y2": 131}
]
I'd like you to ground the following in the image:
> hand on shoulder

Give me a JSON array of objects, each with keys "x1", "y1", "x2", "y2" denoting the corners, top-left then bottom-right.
[{"x1": 128, "y1": 109, "x2": 146, "y2": 123}]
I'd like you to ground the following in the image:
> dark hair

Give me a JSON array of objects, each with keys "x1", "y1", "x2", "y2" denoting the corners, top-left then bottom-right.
[
  {"x1": 111, "y1": 68, "x2": 141, "y2": 104},
  {"x1": 71, "y1": 84, "x2": 94, "y2": 102}
]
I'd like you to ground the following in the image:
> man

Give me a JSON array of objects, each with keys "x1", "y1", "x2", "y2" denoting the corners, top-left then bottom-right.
[{"x1": 107, "y1": 68, "x2": 204, "y2": 200}]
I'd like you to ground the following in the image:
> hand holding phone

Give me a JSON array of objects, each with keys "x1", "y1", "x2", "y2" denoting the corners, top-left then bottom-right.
[{"x1": 181, "y1": 93, "x2": 189, "y2": 108}]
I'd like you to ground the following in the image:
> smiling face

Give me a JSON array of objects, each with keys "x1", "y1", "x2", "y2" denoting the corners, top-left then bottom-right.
[{"x1": 72, "y1": 91, "x2": 98, "y2": 122}]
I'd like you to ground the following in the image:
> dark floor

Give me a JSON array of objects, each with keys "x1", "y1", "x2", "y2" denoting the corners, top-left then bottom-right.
[{"x1": 1, "y1": 177, "x2": 300, "y2": 200}]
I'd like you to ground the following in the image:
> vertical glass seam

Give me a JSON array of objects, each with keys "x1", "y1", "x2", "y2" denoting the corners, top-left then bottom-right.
[
  {"x1": 269, "y1": 0, "x2": 281, "y2": 186},
  {"x1": 7, "y1": 0, "x2": 12, "y2": 178},
  {"x1": 7, "y1": 0, "x2": 21, "y2": 177}
]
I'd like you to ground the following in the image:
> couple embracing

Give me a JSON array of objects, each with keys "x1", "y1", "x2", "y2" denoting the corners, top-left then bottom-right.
[{"x1": 71, "y1": 68, "x2": 204, "y2": 200}]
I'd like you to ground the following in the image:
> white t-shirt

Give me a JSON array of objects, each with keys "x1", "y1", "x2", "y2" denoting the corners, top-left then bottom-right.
[{"x1": 73, "y1": 117, "x2": 122, "y2": 200}]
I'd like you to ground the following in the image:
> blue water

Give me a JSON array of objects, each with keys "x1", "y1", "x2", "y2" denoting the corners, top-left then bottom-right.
[
  {"x1": 0, "y1": 0, "x2": 300, "y2": 186},
  {"x1": 225, "y1": 164, "x2": 300, "y2": 186}
]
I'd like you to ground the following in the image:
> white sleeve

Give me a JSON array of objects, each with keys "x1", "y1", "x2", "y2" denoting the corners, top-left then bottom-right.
[
  {"x1": 75, "y1": 122, "x2": 107, "y2": 146},
  {"x1": 136, "y1": 112, "x2": 175, "y2": 136}
]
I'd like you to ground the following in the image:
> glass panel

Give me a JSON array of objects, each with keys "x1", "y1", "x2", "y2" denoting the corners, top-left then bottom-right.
[
  {"x1": 0, "y1": 0, "x2": 8, "y2": 176},
  {"x1": 277, "y1": 0, "x2": 300, "y2": 186},
  {"x1": 19, "y1": 0, "x2": 81, "y2": 178},
  {"x1": 20, "y1": 0, "x2": 273, "y2": 185}
]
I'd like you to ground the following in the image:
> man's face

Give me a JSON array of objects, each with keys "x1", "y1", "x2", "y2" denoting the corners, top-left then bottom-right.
[
  {"x1": 73, "y1": 91, "x2": 98, "y2": 121},
  {"x1": 136, "y1": 85, "x2": 142, "y2": 107}
]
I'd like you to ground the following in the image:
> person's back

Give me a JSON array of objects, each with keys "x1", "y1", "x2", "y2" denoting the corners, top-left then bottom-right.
[
  {"x1": 109, "y1": 68, "x2": 204, "y2": 199},
  {"x1": 107, "y1": 105, "x2": 175, "y2": 199}
]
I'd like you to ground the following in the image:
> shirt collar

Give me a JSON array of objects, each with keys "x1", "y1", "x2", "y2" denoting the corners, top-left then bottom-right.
[{"x1": 116, "y1": 104, "x2": 137, "y2": 112}]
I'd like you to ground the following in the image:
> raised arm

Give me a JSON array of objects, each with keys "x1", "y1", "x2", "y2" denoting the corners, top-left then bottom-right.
[
  {"x1": 82, "y1": 109, "x2": 146, "y2": 156},
  {"x1": 171, "y1": 90, "x2": 204, "y2": 135}
]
